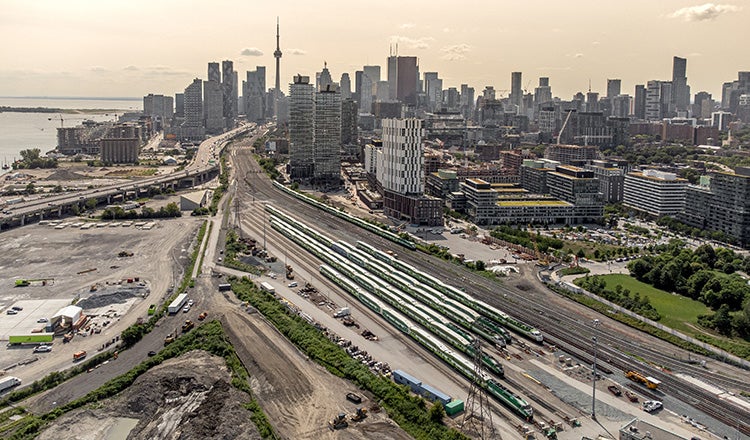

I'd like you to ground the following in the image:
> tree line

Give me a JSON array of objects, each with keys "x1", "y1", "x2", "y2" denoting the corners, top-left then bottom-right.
[{"x1": 627, "y1": 240, "x2": 750, "y2": 337}]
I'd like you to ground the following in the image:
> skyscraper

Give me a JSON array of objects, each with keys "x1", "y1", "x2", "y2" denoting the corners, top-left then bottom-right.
[
  {"x1": 208, "y1": 62, "x2": 220, "y2": 83},
  {"x1": 396, "y1": 56, "x2": 418, "y2": 106},
  {"x1": 244, "y1": 66, "x2": 266, "y2": 122},
  {"x1": 606, "y1": 79, "x2": 621, "y2": 99},
  {"x1": 378, "y1": 118, "x2": 424, "y2": 195},
  {"x1": 534, "y1": 77, "x2": 552, "y2": 107},
  {"x1": 360, "y1": 66, "x2": 380, "y2": 113},
  {"x1": 222, "y1": 60, "x2": 237, "y2": 122},
  {"x1": 289, "y1": 75, "x2": 314, "y2": 179},
  {"x1": 672, "y1": 56, "x2": 689, "y2": 112},
  {"x1": 354, "y1": 70, "x2": 363, "y2": 104},
  {"x1": 204, "y1": 80, "x2": 224, "y2": 134},
  {"x1": 184, "y1": 79, "x2": 203, "y2": 128},
  {"x1": 313, "y1": 80, "x2": 341, "y2": 185},
  {"x1": 340, "y1": 73, "x2": 352, "y2": 100},
  {"x1": 510, "y1": 72, "x2": 522, "y2": 111},
  {"x1": 175, "y1": 93, "x2": 184, "y2": 118},
  {"x1": 317, "y1": 63, "x2": 333, "y2": 92},
  {"x1": 273, "y1": 18, "x2": 283, "y2": 120},
  {"x1": 634, "y1": 85, "x2": 646, "y2": 119}
]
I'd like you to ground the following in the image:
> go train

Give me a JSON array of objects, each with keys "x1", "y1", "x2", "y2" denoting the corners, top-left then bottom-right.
[
  {"x1": 355, "y1": 241, "x2": 544, "y2": 343},
  {"x1": 271, "y1": 182, "x2": 416, "y2": 250},
  {"x1": 333, "y1": 240, "x2": 509, "y2": 349},
  {"x1": 266, "y1": 206, "x2": 533, "y2": 420},
  {"x1": 321, "y1": 264, "x2": 533, "y2": 421},
  {"x1": 269, "y1": 216, "x2": 504, "y2": 377}
]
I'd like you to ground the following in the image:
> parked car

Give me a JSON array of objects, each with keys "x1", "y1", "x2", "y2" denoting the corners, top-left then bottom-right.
[
  {"x1": 11, "y1": 306, "x2": 23, "y2": 311},
  {"x1": 183, "y1": 305, "x2": 190, "y2": 313},
  {"x1": 288, "y1": 282, "x2": 298, "y2": 288},
  {"x1": 34, "y1": 345, "x2": 52, "y2": 353},
  {"x1": 37, "y1": 317, "x2": 49, "y2": 323},
  {"x1": 6, "y1": 309, "x2": 17, "y2": 315},
  {"x1": 147, "y1": 350, "x2": 157, "y2": 357}
]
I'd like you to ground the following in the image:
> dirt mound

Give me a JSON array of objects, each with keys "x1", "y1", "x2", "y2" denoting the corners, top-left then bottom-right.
[
  {"x1": 37, "y1": 350, "x2": 262, "y2": 440},
  {"x1": 76, "y1": 284, "x2": 149, "y2": 309},
  {"x1": 45, "y1": 169, "x2": 87, "y2": 181}
]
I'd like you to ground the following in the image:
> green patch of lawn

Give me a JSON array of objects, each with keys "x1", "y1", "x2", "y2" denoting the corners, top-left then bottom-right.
[{"x1": 593, "y1": 274, "x2": 710, "y2": 334}]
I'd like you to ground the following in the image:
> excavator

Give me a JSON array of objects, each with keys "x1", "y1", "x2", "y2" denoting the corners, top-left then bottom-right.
[{"x1": 351, "y1": 408, "x2": 368, "y2": 422}]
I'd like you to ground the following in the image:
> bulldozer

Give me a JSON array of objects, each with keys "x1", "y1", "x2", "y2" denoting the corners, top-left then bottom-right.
[
  {"x1": 328, "y1": 413, "x2": 348, "y2": 430},
  {"x1": 351, "y1": 407, "x2": 368, "y2": 422}
]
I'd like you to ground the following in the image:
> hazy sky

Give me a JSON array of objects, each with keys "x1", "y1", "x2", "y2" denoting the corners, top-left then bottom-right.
[{"x1": 1, "y1": 0, "x2": 747, "y2": 100}]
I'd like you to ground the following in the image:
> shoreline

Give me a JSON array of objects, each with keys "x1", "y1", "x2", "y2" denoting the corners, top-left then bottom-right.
[{"x1": 0, "y1": 106, "x2": 127, "y2": 115}]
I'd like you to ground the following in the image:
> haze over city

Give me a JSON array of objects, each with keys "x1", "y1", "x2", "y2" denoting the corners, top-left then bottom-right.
[{"x1": 1, "y1": 0, "x2": 747, "y2": 98}]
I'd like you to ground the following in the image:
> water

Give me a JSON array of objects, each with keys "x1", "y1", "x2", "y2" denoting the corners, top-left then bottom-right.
[{"x1": 0, "y1": 97, "x2": 140, "y2": 171}]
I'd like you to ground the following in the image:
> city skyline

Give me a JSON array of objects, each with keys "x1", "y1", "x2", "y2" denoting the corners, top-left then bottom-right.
[{"x1": 1, "y1": 1, "x2": 747, "y2": 99}]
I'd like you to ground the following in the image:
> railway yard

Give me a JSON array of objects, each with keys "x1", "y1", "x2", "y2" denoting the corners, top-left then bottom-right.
[{"x1": 0, "y1": 131, "x2": 749, "y2": 439}]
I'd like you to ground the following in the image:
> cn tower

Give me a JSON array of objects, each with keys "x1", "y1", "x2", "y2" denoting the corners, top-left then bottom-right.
[{"x1": 273, "y1": 17, "x2": 282, "y2": 120}]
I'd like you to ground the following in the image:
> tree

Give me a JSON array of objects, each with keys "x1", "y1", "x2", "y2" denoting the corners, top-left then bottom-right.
[
  {"x1": 25, "y1": 183, "x2": 36, "y2": 195},
  {"x1": 85, "y1": 198, "x2": 97, "y2": 210},
  {"x1": 163, "y1": 202, "x2": 182, "y2": 217},
  {"x1": 428, "y1": 402, "x2": 445, "y2": 424},
  {"x1": 52, "y1": 185, "x2": 63, "y2": 193},
  {"x1": 474, "y1": 260, "x2": 485, "y2": 271},
  {"x1": 713, "y1": 304, "x2": 733, "y2": 336}
]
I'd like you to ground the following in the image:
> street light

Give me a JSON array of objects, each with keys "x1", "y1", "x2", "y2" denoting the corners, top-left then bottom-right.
[{"x1": 592, "y1": 319, "x2": 601, "y2": 420}]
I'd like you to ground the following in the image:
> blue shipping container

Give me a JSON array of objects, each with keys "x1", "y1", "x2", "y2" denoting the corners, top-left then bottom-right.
[
  {"x1": 392, "y1": 370, "x2": 422, "y2": 393},
  {"x1": 419, "y1": 383, "x2": 452, "y2": 406}
]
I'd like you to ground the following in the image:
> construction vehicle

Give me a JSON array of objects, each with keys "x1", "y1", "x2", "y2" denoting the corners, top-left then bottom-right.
[
  {"x1": 73, "y1": 350, "x2": 87, "y2": 361},
  {"x1": 625, "y1": 390, "x2": 639, "y2": 402},
  {"x1": 181, "y1": 320, "x2": 194, "y2": 333},
  {"x1": 148, "y1": 304, "x2": 157, "y2": 315},
  {"x1": 198, "y1": 312, "x2": 208, "y2": 321},
  {"x1": 608, "y1": 385, "x2": 622, "y2": 396},
  {"x1": 625, "y1": 370, "x2": 661, "y2": 390},
  {"x1": 117, "y1": 251, "x2": 134, "y2": 257},
  {"x1": 15, "y1": 278, "x2": 54, "y2": 287},
  {"x1": 164, "y1": 333, "x2": 175, "y2": 346},
  {"x1": 328, "y1": 413, "x2": 348, "y2": 430},
  {"x1": 63, "y1": 333, "x2": 74, "y2": 343},
  {"x1": 351, "y1": 408, "x2": 368, "y2": 422},
  {"x1": 285, "y1": 264, "x2": 294, "y2": 280}
]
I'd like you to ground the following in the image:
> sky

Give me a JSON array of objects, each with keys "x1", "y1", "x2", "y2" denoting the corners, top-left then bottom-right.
[{"x1": 1, "y1": 0, "x2": 748, "y2": 100}]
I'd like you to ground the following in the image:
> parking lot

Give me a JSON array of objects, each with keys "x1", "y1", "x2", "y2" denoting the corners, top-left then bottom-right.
[{"x1": 0, "y1": 299, "x2": 71, "y2": 340}]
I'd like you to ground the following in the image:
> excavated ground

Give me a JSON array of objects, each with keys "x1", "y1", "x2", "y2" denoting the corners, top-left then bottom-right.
[{"x1": 36, "y1": 350, "x2": 262, "y2": 440}]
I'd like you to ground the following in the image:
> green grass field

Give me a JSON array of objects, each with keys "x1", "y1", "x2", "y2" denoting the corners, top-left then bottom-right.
[{"x1": 592, "y1": 274, "x2": 711, "y2": 334}]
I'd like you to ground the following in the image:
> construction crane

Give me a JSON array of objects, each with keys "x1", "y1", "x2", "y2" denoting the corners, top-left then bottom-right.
[
  {"x1": 557, "y1": 109, "x2": 575, "y2": 145},
  {"x1": 47, "y1": 114, "x2": 86, "y2": 128}
]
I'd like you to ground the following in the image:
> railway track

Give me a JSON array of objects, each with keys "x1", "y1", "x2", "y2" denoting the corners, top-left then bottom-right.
[{"x1": 230, "y1": 146, "x2": 750, "y2": 436}]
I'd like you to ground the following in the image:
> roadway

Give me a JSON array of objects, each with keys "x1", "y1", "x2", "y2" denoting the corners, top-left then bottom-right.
[{"x1": 0, "y1": 124, "x2": 254, "y2": 229}]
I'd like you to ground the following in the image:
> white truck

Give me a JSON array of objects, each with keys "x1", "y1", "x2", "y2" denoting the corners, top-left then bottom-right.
[
  {"x1": 0, "y1": 376, "x2": 21, "y2": 393},
  {"x1": 167, "y1": 293, "x2": 189, "y2": 315},
  {"x1": 333, "y1": 307, "x2": 350, "y2": 318}
]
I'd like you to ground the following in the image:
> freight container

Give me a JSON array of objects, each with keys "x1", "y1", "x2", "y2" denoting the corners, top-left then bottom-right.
[
  {"x1": 8, "y1": 334, "x2": 54, "y2": 345},
  {"x1": 419, "y1": 383, "x2": 452, "y2": 406},
  {"x1": 218, "y1": 283, "x2": 232, "y2": 292},
  {"x1": 260, "y1": 282, "x2": 275, "y2": 295},
  {"x1": 444, "y1": 399, "x2": 464, "y2": 416},
  {"x1": 392, "y1": 370, "x2": 422, "y2": 394}
]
